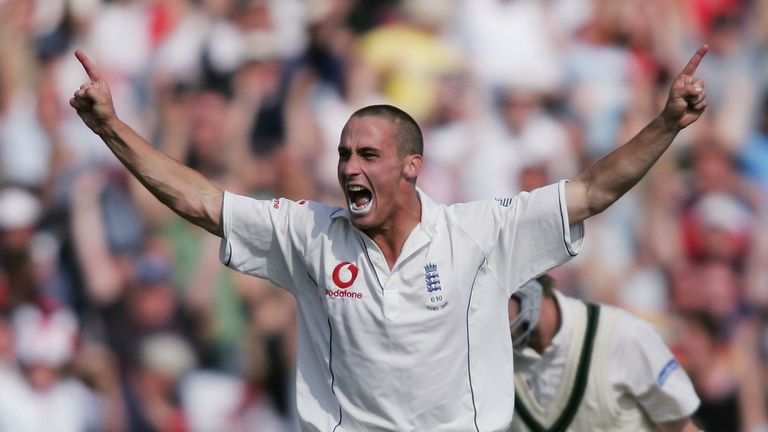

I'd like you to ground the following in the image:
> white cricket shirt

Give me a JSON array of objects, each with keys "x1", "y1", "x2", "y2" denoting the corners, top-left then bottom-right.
[
  {"x1": 220, "y1": 181, "x2": 583, "y2": 432},
  {"x1": 513, "y1": 291, "x2": 700, "y2": 427}
]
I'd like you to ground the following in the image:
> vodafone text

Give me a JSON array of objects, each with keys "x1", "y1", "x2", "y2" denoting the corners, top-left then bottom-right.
[{"x1": 326, "y1": 289, "x2": 363, "y2": 299}]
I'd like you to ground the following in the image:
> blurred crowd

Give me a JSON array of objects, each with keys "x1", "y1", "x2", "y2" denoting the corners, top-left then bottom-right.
[{"x1": 0, "y1": 0, "x2": 768, "y2": 430}]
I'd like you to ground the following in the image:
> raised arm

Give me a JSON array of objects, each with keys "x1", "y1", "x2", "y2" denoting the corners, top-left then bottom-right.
[
  {"x1": 69, "y1": 50, "x2": 224, "y2": 236},
  {"x1": 565, "y1": 45, "x2": 709, "y2": 226}
]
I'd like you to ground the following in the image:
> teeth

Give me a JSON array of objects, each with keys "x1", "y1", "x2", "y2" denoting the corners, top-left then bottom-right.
[
  {"x1": 350, "y1": 200, "x2": 373, "y2": 214},
  {"x1": 346, "y1": 184, "x2": 372, "y2": 215}
]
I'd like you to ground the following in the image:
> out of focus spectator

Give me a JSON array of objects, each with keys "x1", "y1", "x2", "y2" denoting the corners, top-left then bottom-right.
[
  {"x1": 0, "y1": 305, "x2": 106, "y2": 431},
  {"x1": 457, "y1": 0, "x2": 565, "y2": 97},
  {"x1": 124, "y1": 332, "x2": 196, "y2": 432},
  {"x1": 0, "y1": 186, "x2": 55, "y2": 309},
  {"x1": 693, "y1": 9, "x2": 757, "y2": 150},
  {"x1": 461, "y1": 85, "x2": 576, "y2": 199},
  {"x1": 676, "y1": 312, "x2": 768, "y2": 432},
  {"x1": 561, "y1": 0, "x2": 655, "y2": 160},
  {"x1": 359, "y1": 0, "x2": 462, "y2": 120},
  {"x1": 180, "y1": 328, "x2": 289, "y2": 432},
  {"x1": 417, "y1": 71, "x2": 478, "y2": 204},
  {"x1": 739, "y1": 93, "x2": 768, "y2": 202}
]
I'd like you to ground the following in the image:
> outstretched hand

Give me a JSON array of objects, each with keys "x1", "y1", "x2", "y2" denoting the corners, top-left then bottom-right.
[
  {"x1": 661, "y1": 45, "x2": 709, "y2": 130},
  {"x1": 69, "y1": 50, "x2": 118, "y2": 134}
]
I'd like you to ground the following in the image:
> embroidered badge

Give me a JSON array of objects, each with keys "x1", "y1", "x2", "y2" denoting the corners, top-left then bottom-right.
[
  {"x1": 425, "y1": 262, "x2": 448, "y2": 310},
  {"x1": 424, "y1": 262, "x2": 442, "y2": 292}
]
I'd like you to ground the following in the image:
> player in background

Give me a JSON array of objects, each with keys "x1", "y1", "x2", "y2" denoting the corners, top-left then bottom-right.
[{"x1": 508, "y1": 275, "x2": 701, "y2": 432}]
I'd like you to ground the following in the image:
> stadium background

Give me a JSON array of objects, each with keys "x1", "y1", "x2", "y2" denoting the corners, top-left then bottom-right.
[{"x1": 0, "y1": 0, "x2": 767, "y2": 430}]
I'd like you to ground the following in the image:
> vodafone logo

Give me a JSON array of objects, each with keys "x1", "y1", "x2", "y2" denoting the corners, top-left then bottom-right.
[
  {"x1": 332, "y1": 262, "x2": 358, "y2": 289},
  {"x1": 327, "y1": 262, "x2": 362, "y2": 299}
]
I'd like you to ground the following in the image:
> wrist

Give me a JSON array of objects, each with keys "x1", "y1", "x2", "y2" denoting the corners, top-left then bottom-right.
[
  {"x1": 95, "y1": 115, "x2": 123, "y2": 138},
  {"x1": 655, "y1": 114, "x2": 682, "y2": 135}
]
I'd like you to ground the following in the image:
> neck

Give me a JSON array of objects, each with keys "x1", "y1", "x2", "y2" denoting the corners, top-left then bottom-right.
[
  {"x1": 529, "y1": 294, "x2": 561, "y2": 354},
  {"x1": 365, "y1": 188, "x2": 422, "y2": 269}
]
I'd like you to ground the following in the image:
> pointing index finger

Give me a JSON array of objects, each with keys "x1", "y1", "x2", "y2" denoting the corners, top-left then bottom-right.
[
  {"x1": 75, "y1": 50, "x2": 102, "y2": 82},
  {"x1": 681, "y1": 45, "x2": 709, "y2": 76}
]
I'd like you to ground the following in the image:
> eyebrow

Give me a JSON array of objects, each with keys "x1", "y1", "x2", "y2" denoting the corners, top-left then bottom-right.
[{"x1": 337, "y1": 145, "x2": 380, "y2": 153}]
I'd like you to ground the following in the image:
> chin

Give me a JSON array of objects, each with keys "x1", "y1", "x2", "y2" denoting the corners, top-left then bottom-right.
[
  {"x1": 349, "y1": 212, "x2": 380, "y2": 231},
  {"x1": 350, "y1": 216, "x2": 374, "y2": 230}
]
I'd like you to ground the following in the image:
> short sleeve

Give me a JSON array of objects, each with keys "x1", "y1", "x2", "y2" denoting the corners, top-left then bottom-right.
[
  {"x1": 611, "y1": 313, "x2": 700, "y2": 422},
  {"x1": 219, "y1": 192, "x2": 319, "y2": 290},
  {"x1": 486, "y1": 180, "x2": 584, "y2": 294}
]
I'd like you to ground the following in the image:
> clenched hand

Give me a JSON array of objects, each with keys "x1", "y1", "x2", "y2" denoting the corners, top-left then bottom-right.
[
  {"x1": 69, "y1": 50, "x2": 118, "y2": 135},
  {"x1": 661, "y1": 45, "x2": 709, "y2": 130}
]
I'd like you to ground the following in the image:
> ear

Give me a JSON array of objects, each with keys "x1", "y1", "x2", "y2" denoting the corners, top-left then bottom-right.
[{"x1": 403, "y1": 154, "x2": 423, "y2": 181}]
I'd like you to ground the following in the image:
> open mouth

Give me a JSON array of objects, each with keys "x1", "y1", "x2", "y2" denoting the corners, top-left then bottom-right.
[{"x1": 347, "y1": 185, "x2": 373, "y2": 215}]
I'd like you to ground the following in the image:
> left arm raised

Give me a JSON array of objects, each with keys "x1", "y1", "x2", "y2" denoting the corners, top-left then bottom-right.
[{"x1": 566, "y1": 45, "x2": 709, "y2": 226}]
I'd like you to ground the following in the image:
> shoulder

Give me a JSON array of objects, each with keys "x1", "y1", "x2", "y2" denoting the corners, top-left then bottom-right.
[
  {"x1": 226, "y1": 192, "x2": 341, "y2": 222},
  {"x1": 227, "y1": 192, "x2": 336, "y2": 213},
  {"x1": 442, "y1": 195, "x2": 525, "y2": 222},
  {"x1": 441, "y1": 183, "x2": 563, "y2": 219},
  {"x1": 222, "y1": 193, "x2": 351, "y2": 252},
  {"x1": 599, "y1": 304, "x2": 657, "y2": 335},
  {"x1": 597, "y1": 304, "x2": 669, "y2": 356}
]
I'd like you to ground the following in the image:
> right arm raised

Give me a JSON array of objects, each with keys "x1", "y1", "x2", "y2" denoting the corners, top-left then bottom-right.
[{"x1": 69, "y1": 50, "x2": 223, "y2": 236}]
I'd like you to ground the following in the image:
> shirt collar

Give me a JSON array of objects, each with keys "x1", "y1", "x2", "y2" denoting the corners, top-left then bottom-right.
[
  {"x1": 330, "y1": 207, "x2": 350, "y2": 220},
  {"x1": 416, "y1": 187, "x2": 438, "y2": 237}
]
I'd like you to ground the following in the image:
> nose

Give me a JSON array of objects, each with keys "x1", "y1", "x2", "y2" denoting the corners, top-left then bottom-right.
[{"x1": 340, "y1": 154, "x2": 361, "y2": 177}]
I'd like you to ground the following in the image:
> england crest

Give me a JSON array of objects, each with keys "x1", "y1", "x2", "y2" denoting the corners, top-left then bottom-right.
[{"x1": 424, "y1": 262, "x2": 442, "y2": 293}]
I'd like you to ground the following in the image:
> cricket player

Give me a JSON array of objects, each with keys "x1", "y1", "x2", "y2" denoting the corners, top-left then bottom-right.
[
  {"x1": 69, "y1": 45, "x2": 708, "y2": 431},
  {"x1": 508, "y1": 275, "x2": 701, "y2": 432}
]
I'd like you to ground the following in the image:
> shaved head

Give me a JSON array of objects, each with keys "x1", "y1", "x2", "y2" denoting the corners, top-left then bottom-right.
[{"x1": 350, "y1": 105, "x2": 423, "y2": 157}]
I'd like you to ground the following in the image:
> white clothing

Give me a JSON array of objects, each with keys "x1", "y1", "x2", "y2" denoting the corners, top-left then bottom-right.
[
  {"x1": 461, "y1": 113, "x2": 576, "y2": 201},
  {"x1": 511, "y1": 292, "x2": 700, "y2": 431},
  {"x1": 0, "y1": 91, "x2": 53, "y2": 187},
  {"x1": 181, "y1": 370, "x2": 288, "y2": 432},
  {"x1": 0, "y1": 368, "x2": 103, "y2": 432},
  {"x1": 419, "y1": 120, "x2": 474, "y2": 204},
  {"x1": 220, "y1": 182, "x2": 583, "y2": 431},
  {"x1": 87, "y1": 1, "x2": 151, "y2": 79},
  {"x1": 457, "y1": 0, "x2": 564, "y2": 93},
  {"x1": 13, "y1": 305, "x2": 78, "y2": 367}
]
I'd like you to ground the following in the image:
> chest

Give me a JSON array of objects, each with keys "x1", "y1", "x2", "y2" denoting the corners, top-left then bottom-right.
[{"x1": 305, "y1": 229, "x2": 487, "y2": 331}]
